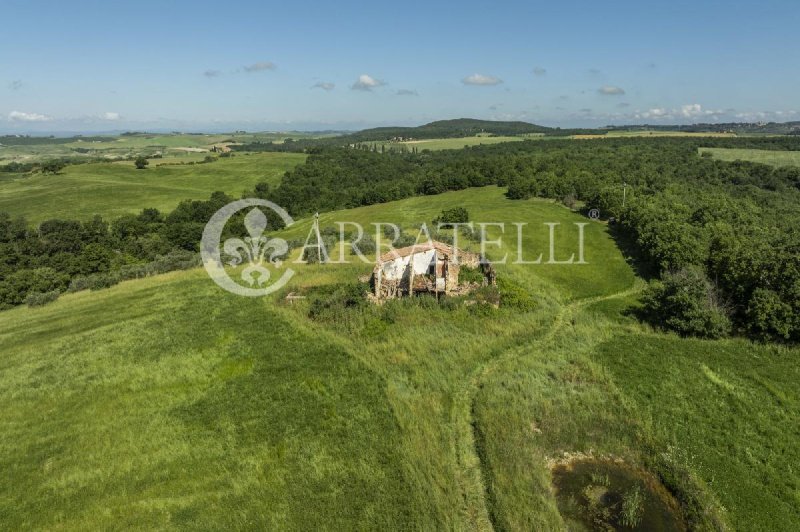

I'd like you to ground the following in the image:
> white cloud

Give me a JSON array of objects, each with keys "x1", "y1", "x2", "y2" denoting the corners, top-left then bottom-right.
[
  {"x1": 633, "y1": 104, "x2": 722, "y2": 121},
  {"x1": 462, "y1": 73, "x2": 503, "y2": 86},
  {"x1": 102, "y1": 112, "x2": 120, "y2": 120},
  {"x1": 680, "y1": 104, "x2": 703, "y2": 118},
  {"x1": 598, "y1": 85, "x2": 625, "y2": 95},
  {"x1": 311, "y1": 81, "x2": 335, "y2": 91},
  {"x1": 351, "y1": 74, "x2": 385, "y2": 91},
  {"x1": 640, "y1": 108, "x2": 669, "y2": 119},
  {"x1": 532, "y1": 67, "x2": 546, "y2": 76},
  {"x1": 244, "y1": 61, "x2": 276, "y2": 72},
  {"x1": 9, "y1": 110, "x2": 51, "y2": 122}
]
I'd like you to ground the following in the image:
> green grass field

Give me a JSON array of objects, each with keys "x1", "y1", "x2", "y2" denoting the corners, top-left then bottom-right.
[
  {"x1": 0, "y1": 152, "x2": 306, "y2": 223},
  {"x1": 2, "y1": 186, "x2": 797, "y2": 529},
  {"x1": 700, "y1": 147, "x2": 800, "y2": 167},
  {"x1": 590, "y1": 131, "x2": 737, "y2": 138},
  {"x1": 0, "y1": 132, "x2": 328, "y2": 165}
]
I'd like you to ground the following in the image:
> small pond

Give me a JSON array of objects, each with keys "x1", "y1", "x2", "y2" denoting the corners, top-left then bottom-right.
[{"x1": 551, "y1": 458, "x2": 686, "y2": 531}]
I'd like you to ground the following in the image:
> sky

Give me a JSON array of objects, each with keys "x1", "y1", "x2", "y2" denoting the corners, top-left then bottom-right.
[{"x1": 1, "y1": 0, "x2": 799, "y2": 133}]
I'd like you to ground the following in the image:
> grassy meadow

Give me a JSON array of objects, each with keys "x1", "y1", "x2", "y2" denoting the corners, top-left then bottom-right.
[
  {"x1": 0, "y1": 152, "x2": 305, "y2": 223},
  {"x1": 587, "y1": 131, "x2": 737, "y2": 138},
  {"x1": 0, "y1": 132, "x2": 327, "y2": 165},
  {"x1": 700, "y1": 147, "x2": 800, "y2": 167},
  {"x1": 2, "y1": 186, "x2": 797, "y2": 529}
]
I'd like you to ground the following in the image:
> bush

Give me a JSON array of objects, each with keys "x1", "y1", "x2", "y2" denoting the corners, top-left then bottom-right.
[
  {"x1": 24, "y1": 290, "x2": 60, "y2": 307},
  {"x1": 433, "y1": 207, "x2": 469, "y2": 227},
  {"x1": 307, "y1": 283, "x2": 368, "y2": 322},
  {"x1": 117, "y1": 250, "x2": 200, "y2": 281},
  {"x1": 458, "y1": 266, "x2": 485, "y2": 285},
  {"x1": 351, "y1": 233, "x2": 376, "y2": 256},
  {"x1": 641, "y1": 267, "x2": 731, "y2": 339},
  {"x1": 134, "y1": 157, "x2": 149, "y2": 170},
  {"x1": 497, "y1": 277, "x2": 537, "y2": 311},
  {"x1": 68, "y1": 272, "x2": 120, "y2": 292},
  {"x1": 469, "y1": 286, "x2": 501, "y2": 309},
  {"x1": 41, "y1": 160, "x2": 66, "y2": 174}
]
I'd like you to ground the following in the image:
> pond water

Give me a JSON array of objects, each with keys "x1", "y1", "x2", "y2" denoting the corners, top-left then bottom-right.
[{"x1": 551, "y1": 458, "x2": 686, "y2": 531}]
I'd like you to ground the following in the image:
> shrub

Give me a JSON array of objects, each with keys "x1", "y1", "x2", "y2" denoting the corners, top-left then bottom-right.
[
  {"x1": 117, "y1": 250, "x2": 200, "y2": 281},
  {"x1": 41, "y1": 160, "x2": 66, "y2": 174},
  {"x1": 308, "y1": 283, "x2": 368, "y2": 322},
  {"x1": 458, "y1": 266, "x2": 485, "y2": 285},
  {"x1": 470, "y1": 286, "x2": 501, "y2": 309},
  {"x1": 641, "y1": 267, "x2": 731, "y2": 339},
  {"x1": 433, "y1": 207, "x2": 470, "y2": 227},
  {"x1": 24, "y1": 290, "x2": 60, "y2": 307},
  {"x1": 68, "y1": 272, "x2": 120, "y2": 292},
  {"x1": 351, "y1": 233, "x2": 376, "y2": 256},
  {"x1": 134, "y1": 157, "x2": 149, "y2": 169},
  {"x1": 497, "y1": 277, "x2": 537, "y2": 311}
]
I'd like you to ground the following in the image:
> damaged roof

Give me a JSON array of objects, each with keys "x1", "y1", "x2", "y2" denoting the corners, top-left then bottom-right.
[{"x1": 377, "y1": 240, "x2": 458, "y2": 263}]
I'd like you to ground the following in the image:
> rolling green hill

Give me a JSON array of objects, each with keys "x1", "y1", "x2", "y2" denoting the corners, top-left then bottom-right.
[
  {"x1": 347, "y1": 118, "x2": 554, "y2": 141},
  {"x1": 1, "y1": 187, "x2": 797, "y2": 529},
  {"x1": 0, "y1": 152, "x2": 305, "y2": 224}
]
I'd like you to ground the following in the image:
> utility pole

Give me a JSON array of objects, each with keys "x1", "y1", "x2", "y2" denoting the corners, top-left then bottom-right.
[{"x1": 622, "y1": 182, "x2": 628, "y2": 209}]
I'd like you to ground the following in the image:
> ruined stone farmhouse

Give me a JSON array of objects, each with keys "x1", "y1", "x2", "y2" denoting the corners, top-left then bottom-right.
[{"x1": 370, "y1": 240, "x2": 494, "y2": 299}]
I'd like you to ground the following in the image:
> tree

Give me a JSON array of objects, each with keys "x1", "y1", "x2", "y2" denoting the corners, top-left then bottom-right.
[
  {"x1": 640, "y1": 267, "x2": 731, "y2": 339},
  {"x1": 433, "y1": 207, "x2": 470, "y2": 227},
  {"x1": 746, "y1": 288, "x2": 795, "y2": 341},
  {"x1": 134, "y1": 157, "x2": 149, "y2": 170},
  {"x1": 77, "y1": 243, "x2": 113, "y2": 274}
]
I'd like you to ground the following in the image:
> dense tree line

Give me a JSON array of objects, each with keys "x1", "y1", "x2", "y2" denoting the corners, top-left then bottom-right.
[{"x1": 0, "y1": 191, "x2": 245, "y2": 310}]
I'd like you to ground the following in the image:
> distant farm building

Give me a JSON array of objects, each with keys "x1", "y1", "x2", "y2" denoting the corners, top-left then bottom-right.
[{"x1": 370, "y1": 241, "x2": 495, "y2": 300}]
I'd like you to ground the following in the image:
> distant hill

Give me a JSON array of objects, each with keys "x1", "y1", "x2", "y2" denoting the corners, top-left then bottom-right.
[
  {"x1": 231, "y1": 118, "x2": 800, "y2": 153},
  {"x1": 346, "y1": 118, "x2": 554, "y2": 141}
]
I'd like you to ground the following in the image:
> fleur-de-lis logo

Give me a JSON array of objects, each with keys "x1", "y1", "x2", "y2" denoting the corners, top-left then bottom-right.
[
  {"x1": 223, "y1": 208, "x2": 289, "y2": 287},
  {"x1": 201, "y1": 199, "x2": 295, "y2": 297}
]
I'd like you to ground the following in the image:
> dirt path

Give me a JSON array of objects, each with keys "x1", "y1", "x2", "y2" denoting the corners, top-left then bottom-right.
[{"x1": 452, "y1": 283, "x2": 644, "y2": 530}]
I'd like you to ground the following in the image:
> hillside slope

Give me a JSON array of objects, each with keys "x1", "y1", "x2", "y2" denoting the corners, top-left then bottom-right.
[
  {"x1": 0, "y1": 152, "x2": 305, "y2": 223},
  {"x1": 1, "y1": 188, "x2": 797, "y2": 529}
]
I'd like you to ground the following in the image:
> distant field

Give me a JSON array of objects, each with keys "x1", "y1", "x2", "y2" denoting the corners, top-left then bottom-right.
[
  {"x1": 700, "y1": 147, "x2": 800, "y2": 166},
  {"x1": 574, "y1": 131, "x2": 737, "y2": 139},
  {"x1": 371, "y1": 135, "x2": 528, "y2": 151},
  {"x1": 0, "y1": 152, "x2": 306, "y2": 223},
  {"x1": 0, "y1": 132, "x2": 327, "y2": 165}
]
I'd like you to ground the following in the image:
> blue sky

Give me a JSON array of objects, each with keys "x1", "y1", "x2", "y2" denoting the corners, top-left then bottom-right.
[{"x1": 1, "y1": 0, "x2": 798, "y2": 132}]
